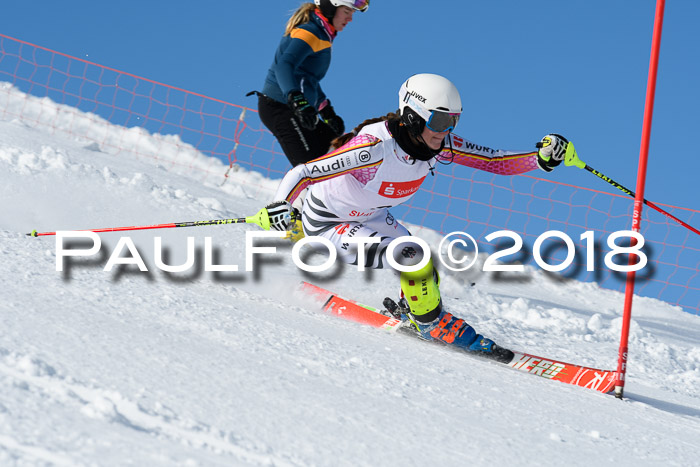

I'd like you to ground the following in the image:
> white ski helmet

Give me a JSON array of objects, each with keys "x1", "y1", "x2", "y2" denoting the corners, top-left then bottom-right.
[
  {"x1": 398, "y1": 73, "x2": 462, "y2": 136},
  {"x1": 314, "y1": 0, "x2": 370, "y2": 20}
]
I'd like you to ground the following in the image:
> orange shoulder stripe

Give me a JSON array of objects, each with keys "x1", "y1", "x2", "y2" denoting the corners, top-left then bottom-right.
[{"x1": 290, "y1": 28, "x2": 332, "y2": 53}]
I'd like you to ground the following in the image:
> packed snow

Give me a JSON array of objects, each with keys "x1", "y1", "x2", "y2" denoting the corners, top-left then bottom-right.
[{"x1": 1, "y1": 84, "x2": 699, "y2": 466}]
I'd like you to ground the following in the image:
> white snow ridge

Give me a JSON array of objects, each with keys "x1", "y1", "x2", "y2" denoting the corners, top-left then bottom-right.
[{"x1": 1, "y1": 84, "x2": 699, "y2": 466}]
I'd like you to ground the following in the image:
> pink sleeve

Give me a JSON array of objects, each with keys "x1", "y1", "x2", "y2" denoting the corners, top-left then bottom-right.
[{"x1": 439, "y1": 133, "x2": 539, "y2": 175}]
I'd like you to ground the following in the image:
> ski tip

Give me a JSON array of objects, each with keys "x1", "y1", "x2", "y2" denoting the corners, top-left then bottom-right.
[{"x1": 27, "y1": 230, "x2": 38, "y2": 237}]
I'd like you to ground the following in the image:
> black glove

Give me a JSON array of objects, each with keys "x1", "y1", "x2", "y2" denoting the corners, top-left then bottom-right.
[
  {"x1": 536, "y1": 133, "x2": 569, "y2": 172},
  {"x1": 287, "y1": 91, "x2": 318, "y2": 130},
  {"x1": 319, "y1": 100, "x2": 345, "y2": 136},
  {"x1": 264, "y1": 200, "x2": 300, "y2": 231}
]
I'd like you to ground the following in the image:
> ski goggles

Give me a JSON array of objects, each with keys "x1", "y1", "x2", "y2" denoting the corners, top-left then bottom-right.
[
  {"x1": 425, "y1": 110, "x2": 461, "y2": 133},
  {"x1": 348, "y1": 0, "x2": 370, "y2": 12}
]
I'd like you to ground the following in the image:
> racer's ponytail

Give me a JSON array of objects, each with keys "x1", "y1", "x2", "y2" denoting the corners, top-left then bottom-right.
[{"x1": 284, "y1": 3, "x2": 316, "y2": 35}]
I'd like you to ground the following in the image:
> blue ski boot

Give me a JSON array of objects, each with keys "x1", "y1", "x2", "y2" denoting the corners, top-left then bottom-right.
[{"x1": 418, "y1": 313, "x2": 515, "y2": 363}]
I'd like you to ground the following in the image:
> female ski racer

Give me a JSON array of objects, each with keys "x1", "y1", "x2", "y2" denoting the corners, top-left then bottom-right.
[
  {"x1": 263, "y1": 73, "x2": 569, "y2": 362},
  {"x1": 250, "y1": 0, "x2": 370, "y2": 167}
]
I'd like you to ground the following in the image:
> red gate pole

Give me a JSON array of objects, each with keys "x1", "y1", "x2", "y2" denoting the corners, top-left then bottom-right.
[{"x1": 614, "y1": 0, "x2": 666, "y2": 399}]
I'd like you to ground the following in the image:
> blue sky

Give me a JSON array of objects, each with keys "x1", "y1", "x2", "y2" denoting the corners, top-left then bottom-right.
[{"x1": 2, "y1": 0, "x2": 698, "y2": 213}]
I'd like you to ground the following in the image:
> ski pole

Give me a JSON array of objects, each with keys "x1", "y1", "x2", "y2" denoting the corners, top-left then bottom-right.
[
  {"x1": 563, "y1": 143, "x2": 700, "y2": 236},
  {"x1": 27, "y1": 207, "x2": 272, "y2": 237}
]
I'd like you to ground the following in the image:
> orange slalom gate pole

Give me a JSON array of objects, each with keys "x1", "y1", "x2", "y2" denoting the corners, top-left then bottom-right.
[{"x1": 615, "y1": 0, "x2": 666, "y2": 399}]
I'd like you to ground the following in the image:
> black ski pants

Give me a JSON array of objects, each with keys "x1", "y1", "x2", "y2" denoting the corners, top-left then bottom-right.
[{"x1": 257, "y1": 94, "x2": 338, "y2": 167}]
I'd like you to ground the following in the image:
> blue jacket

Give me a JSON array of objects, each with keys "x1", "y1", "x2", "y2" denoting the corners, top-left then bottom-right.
[{"x1": 262, "y1": 12, "x2": 334, "y2": 109}]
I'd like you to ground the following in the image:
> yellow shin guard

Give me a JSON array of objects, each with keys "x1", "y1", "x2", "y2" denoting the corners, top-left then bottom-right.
[{"x1": 400, "y1": 259, "x2": 442, "y2": 323}]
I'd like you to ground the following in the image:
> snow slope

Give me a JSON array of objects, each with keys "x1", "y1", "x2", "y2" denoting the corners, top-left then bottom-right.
[{"x1": 1, "y1": 84, "x2": 699, "y2": 466}]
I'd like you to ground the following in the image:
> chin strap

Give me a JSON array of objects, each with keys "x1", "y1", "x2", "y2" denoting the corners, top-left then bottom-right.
[{"x1": 434, "y1": 134, "x2": 454, "y2": 167}]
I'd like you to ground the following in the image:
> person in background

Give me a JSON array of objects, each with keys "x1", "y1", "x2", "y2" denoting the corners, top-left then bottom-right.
[
  {"x1": 262, "y1": 73, "x2": 571, "y2": 362},
  {"x1": 249, "y1": 0, "x2": 370, "y2": 167}
]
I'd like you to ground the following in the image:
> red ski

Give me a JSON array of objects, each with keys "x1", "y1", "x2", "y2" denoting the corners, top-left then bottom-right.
[
  {"x1": 301, "y1": 281, "x2": 403, "y2": 331},
  {"x1": 299, "y1": 281, "x2": 616, "y2": 394}
]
